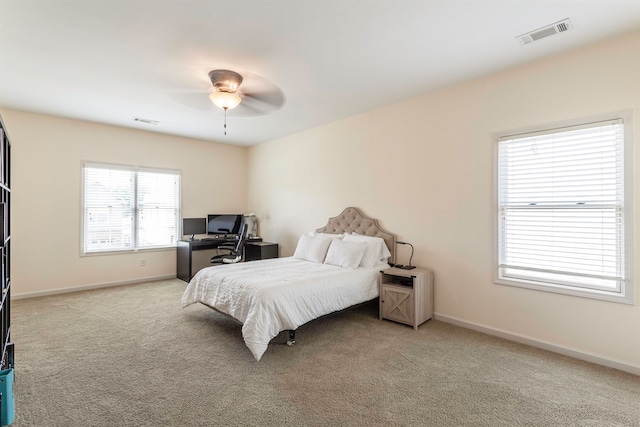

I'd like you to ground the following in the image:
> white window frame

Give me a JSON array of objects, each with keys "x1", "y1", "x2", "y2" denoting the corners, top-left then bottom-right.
[
  {"x1": 82, "y1": 162, "x2": 181, "y2": 254},
  {"x1": 493, "y1": 111, "x2": 634, "y2": 304}
]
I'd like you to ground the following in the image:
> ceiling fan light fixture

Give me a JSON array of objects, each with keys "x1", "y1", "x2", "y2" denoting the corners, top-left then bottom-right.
[{"x1": 209, "y1": 90, "x2": 242, "y2": 110}]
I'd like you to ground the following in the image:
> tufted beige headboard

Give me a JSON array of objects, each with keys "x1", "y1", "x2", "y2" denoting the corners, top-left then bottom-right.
[{"x1": 315, "y1": 207, "x2": 396, "y2": 264}]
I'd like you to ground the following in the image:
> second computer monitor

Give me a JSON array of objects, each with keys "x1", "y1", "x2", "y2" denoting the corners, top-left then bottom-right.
[{"x1": 207, "y1": 214, "x2": 243, "y2": 236}]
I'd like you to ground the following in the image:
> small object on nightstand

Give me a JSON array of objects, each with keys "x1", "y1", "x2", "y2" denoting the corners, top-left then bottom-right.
[
  {"x1": 395, "y1": 241, "x2": 416, "y2": 269},
  {"x1": 379, "y1": 267, "x2": 433, "y2": 330}
]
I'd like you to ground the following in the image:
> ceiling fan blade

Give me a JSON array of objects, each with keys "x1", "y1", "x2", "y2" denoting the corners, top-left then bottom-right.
[
  {"x1": 231, "y1": 101, "x2": 270, "y2": 117},
  {"x1": 243, "y1": 89, "x2": 285, "y2": 108},
  {"x1": 233, "y1": 88, "x2": 285, "y2": 116},
  {"x1": 166, "y1": 91, "x2": 215, "y2": 112}
]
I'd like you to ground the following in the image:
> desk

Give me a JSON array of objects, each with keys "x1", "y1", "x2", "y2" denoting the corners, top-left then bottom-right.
[{"x1": 176, "y1": 238, "x2": 278, "y2": 282}]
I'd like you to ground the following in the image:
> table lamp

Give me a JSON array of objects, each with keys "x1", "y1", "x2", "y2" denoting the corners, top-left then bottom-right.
[{"x1": 395, "y1": 241, "x2": 416, "y2": 270}]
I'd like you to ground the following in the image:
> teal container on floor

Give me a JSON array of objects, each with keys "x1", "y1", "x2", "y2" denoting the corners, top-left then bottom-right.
[{"x1": 0, "y1": 368, "x2": 14, "y2": 426}]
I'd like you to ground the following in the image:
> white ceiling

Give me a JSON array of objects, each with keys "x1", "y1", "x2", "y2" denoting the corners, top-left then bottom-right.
[{"x1": 1, "y1": 1, "x2": 639, "y2": 146}]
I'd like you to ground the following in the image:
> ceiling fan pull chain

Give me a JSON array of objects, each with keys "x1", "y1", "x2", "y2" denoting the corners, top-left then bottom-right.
[{"x1": 224, "y1": 107, "x2": 228, "y2": 135}]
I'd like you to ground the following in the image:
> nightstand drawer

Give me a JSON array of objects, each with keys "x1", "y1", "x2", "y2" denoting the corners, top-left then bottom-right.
[{"x1": 381, "y1": 284, "x2": 415, "y2": 325}]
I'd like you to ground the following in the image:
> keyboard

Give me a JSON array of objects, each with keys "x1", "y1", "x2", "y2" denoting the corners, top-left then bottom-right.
[{"x1": 200, "y1": 236, "x2": 237, "y2": 241}]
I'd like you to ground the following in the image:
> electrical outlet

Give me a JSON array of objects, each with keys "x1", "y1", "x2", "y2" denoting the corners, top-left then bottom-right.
[{"x1": 140, "y1": 259, "x2": 146, "y2": 266}]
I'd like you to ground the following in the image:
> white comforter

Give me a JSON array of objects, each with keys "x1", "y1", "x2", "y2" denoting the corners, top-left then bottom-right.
[{"x1": 182, "y1": 257, "x2": 385, "y2": 360}]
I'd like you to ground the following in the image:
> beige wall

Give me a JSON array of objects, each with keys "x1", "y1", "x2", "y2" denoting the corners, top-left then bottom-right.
[
  {"x1": 1, "y1": 110, "x2": 248, "y2": 296},
  {"x1": 248, "y1": 32, "x2": 640, "y2": 370},
  {"x1": 2, "y1": 32, "x2": 637, "y2": 371}
]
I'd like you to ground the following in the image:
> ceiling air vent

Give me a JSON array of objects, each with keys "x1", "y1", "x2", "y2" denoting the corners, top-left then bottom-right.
[
  {"x1": 133, "y1": 117, "x2": 159, "y2": 125},
  {"x1": 516, "y1": 18, "x2": 573, "y2": 45}
]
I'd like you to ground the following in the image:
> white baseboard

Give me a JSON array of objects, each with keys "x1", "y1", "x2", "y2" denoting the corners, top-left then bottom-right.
[
  {"x1": 434, "y1": 312, "x2": 640, "y2": 377},
  {"x1": 12, "y1": 274, "x2": 178, "y2": 300}
]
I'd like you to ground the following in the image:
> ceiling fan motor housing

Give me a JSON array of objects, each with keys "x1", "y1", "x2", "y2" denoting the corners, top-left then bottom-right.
[{"x1": 208, "y1": 69, "x2": 243, "y2": 93}]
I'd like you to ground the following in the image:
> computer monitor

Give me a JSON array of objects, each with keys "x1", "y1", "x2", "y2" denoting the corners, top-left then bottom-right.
[
  {"x1": 207, "y1": 214, "x2": 243, "y2": 236},
  {"x1": 182, "y1": 218, "x2": 207, "y2": 240}
]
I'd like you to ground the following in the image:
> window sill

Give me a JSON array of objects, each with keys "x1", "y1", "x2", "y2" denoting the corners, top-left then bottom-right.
[
  {"x1": 81, "y1": 245, "x2": 177, "y2": 257},
  {"x1": 494, "y1": 276, "x2": 634, "y2": 305}
]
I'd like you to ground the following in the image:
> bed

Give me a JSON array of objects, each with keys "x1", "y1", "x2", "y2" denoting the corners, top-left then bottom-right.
[{"x1": 181, "y1": 207, "x2": 396, "y2": 361}]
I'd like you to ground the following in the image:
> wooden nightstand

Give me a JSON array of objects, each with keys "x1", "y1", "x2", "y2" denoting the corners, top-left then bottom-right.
[{"x1": 379, "y1": 267, "x2": 433, "y2": 330}]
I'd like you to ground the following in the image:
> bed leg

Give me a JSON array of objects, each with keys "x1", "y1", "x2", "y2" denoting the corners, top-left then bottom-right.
[{"x1": 287, "y1": 330, "x2": 296, "y2": 347}]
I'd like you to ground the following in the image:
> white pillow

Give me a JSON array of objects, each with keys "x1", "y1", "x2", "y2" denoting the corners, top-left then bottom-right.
[
  {"x1": 343, "y1": 233, "x2": 392, "y2": 267},
  {"x1": 323, "y1": 239, "x2": 367, "y2": 270},
  {"x1": 307, "y1": 231, "x2": 344, "y2": 239},
  {"x1": 293, "y1": 234, "x2": 335, "y2": 263}
]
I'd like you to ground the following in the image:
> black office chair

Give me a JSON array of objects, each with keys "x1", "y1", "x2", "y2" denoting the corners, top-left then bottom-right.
[{"x1": 210, "y1": 223, "x2": 248, "y2": 264}]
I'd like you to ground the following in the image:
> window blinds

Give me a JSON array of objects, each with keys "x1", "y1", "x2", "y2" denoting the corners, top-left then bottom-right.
[
  {"x1": 137, "y1": 171, "x2": 180, "y2": 248},
  {"x1": 497, "y1": 119, "x2": 625, "y2": 292},
  {"x1": 84, "y1": 164, "x2": 180, "y2": 252},
  {"x1": 84, "y1": 167, "x2": 135, "y2": 252}
]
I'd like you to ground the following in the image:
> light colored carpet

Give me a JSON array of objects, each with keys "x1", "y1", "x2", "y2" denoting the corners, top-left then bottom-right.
[{"x1": 11, "y1": 279, "x2": 640, "y2": 426}]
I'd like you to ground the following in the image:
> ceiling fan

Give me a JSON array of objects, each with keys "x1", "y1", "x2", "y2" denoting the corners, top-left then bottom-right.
[
  {"x1": 163, "y1": 66, "x2": 285, "y2": 135},
  {"x1": 206, "y1": 69, "x2": 285, "y2": 135}
]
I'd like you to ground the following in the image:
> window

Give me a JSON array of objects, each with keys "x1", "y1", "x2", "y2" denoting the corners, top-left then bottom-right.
[
  {"x1": 494, "y1": 112, "x2": 634, "y2": 303},
  {"x1": 83, "y1": 163, "x2": 181, "y2": 253}
]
